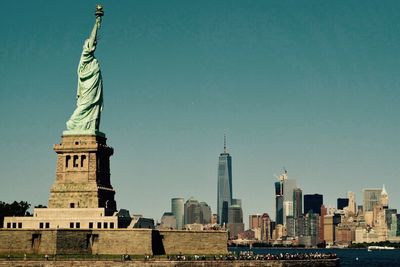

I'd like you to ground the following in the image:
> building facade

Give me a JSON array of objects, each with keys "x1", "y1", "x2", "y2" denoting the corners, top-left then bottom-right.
[
  {"x1": 184, "y1": 198, "x2": 201, "y2": 225},
  {"x1": 275, "y1": 182, "x2": 284, "y2": 225},
  {"x1": 293, "y1": 188, "x2": 303, "y2": 219},
  {"x1": 217, "y1": 136, "x2": 232, "y2": 225},
  {"x1": 282, "y1": 179, "x2": 296, "y2": 225},
  {"x1": 199, "y1": 202, "x2": 212, "y2": 224},
  {"x1": 363, "y1": 188, "x2": 382, "y2": 212},
  {"x1": 171, "y1": 198, "x2": 184, "y2": 230},
  {"x1": 304, "y1": 194, "x2": 323, "y2": 215},
  {"x1": 337, "y1": 198, "x2": 349, "y2": 210},
  {"x1": 159, "y1": 212, "x2": 176, "y2": 229},
  {"x1": 227, "y1": 205, "x2": 244, "y2": 239},
  {"x1": 249, "y1": 214, "x2": 262, "y2": 230},
  {"x1": 261, "y1": 213, "x2": 271, "y2": 242},
  {"x1": 347, "y1": 191, "x2": 356, "y2": 214}
]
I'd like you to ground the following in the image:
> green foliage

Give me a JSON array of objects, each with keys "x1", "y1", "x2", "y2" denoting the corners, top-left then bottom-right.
[{"x1": 0, "y1": 201, "x2": 31, "y2": 222}]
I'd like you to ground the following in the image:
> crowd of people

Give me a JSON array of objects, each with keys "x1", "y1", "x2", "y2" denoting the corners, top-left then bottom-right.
[
  {"x1": 167, "y1": 251, "x2": 338, "y2": 261},
  {"x1": 236, "y1": 251, "x2": 338, "y2": 261}
]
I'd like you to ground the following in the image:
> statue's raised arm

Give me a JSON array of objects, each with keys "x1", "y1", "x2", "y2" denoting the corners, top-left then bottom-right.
[
  {"x1": 87, "y1": 17, "x2": 101, "y2": 52},
  {"x1": 65, "y1": 5, "x2": 105, "y2": 136}
]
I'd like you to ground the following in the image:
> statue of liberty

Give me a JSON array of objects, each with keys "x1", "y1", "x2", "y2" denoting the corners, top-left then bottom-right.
[{"x1": 65, "y1": 5, "x2": 105, "y2": 135}]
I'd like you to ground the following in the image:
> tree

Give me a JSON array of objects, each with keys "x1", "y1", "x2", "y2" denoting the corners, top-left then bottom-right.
[{"x1": 0, "y1": 201, "x2": 31, "y2": 227}]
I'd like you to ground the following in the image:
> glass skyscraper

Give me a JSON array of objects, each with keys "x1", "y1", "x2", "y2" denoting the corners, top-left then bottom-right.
[
  {"x1": 282, "y1": 179, "x2": 296, "y2": 225},
  {"x1": 337, "y1": 198, "x2": 349, "y2": 210},
  {"x1": 275, "y1": 181, "x2": 283, "y2": 225},
  {"x1": 171, "y1": 198, "x2": 184, "y2": 230},
  {"x1": 274, "y1": 171, "x2": 296, "y2": 226},
  {"x1": 293, "y1": 188, "x2": 303, "y2": 218},
  {"x1": 304, "y1": 194, "x2": 323, "y2": 215},
  {"x1": 217, "y1": 136, "x2": 232, "y2": 225}
]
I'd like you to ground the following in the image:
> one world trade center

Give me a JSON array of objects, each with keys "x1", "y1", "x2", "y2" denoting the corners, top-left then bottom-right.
[{"x1": 217, "y1": 135, "x2": 232, "y2": 225}]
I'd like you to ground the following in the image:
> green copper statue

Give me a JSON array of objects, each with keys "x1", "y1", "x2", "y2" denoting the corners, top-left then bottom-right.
[{"x1": 65, "y1": 5, "x2": 105, "y2": 136}]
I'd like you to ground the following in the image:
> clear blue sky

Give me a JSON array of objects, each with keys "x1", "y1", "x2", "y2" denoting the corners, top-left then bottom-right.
[{"x1": 1, "y1": 0, "x2": 400, "y2": 225}]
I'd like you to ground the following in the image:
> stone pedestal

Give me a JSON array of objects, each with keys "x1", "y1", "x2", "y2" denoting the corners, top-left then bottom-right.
[{"x1": 48, "y1": 134, "x2": 116, "y2": 215}]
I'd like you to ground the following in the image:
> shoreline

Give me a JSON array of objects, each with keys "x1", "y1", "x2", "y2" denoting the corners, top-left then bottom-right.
[
  {"x1": 0, "y1": 259, "x2": 340, "y2": 267},
  {"x1": 230, "y1": 246, "x2": 398, "y2": 250}
]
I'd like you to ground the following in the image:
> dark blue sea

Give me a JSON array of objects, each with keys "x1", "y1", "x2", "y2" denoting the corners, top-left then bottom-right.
[{"x1": 229, "y1": 247, "x2": 400, "y2": 266}]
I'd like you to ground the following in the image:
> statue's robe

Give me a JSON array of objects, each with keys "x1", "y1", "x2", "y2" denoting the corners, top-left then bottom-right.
[{"x1": 66, "y1": 39, "x2": 103, "y2": 131}]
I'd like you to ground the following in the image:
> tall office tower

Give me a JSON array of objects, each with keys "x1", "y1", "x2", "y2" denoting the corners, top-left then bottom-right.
[
  {"x1": 249, "y1": 214, "x2": 262, "y2": 230},
  {"x1": 275, "y1": 180, "x2": 284, "y2": 224},
  {"x1": 283, "y1": 179, "x2": 297, "y2": 200},
  {"x1": 171, "y1": 198, "x2": 184, "y2": 230},
  {"x1": 319, "y1": 205, "x2": 327, "y2": 243},
  {"x1": 286, "y1": 216, "x2": 295, "y2": 237},
  {"x1": 297, "y1": 216, "x2": 306, "y2": 237},
  {"x1": 261, "y1": 213, "x2": 271, "y2": 242},
  {"x1": 389, "y1": 214, "x2": 397, "y2": 237},
  {"x1": 227, "y1": 205, "x2": 244, "y2": 239},
  {"x1": 275, "y1": 184, "x2": 284, "y2": 226},
  {"x1": 347, "y1": 191, "x2": 356, "y2": 214},
  {"x1": 293, "y1": 188, "x2": 303, "y2": 218},
  {"x1": 363, "y1": 188, "x2": 382, "y2": 212},
  {"x1": 304, "y1": 194, "x2": 323, "y2": 215},
  {"x1": 323, "y1": 213, "x2": 341, "y2": 245},
  {"x1": 283, "y1": 201, "x2": 293, "y2": 225},
  {"x1": 184, "y1": 198, "x2": 212, "y2": 225},
  {"x1": 184, "y1": 197, "x2": 201, "y2": 225},
  {"x1": 274, "y1": 169, "x2": 296, "y2": 226},
  {"x1": 305, "y1": 211, "x2": 320, "y2": 246},
  {"x1": 385, "y1": 209, "x2": 397, "y2": 229},
  {"x1": 228, "y1": 205, "x2": 243, "y2": 224},
  {"x1": 373, "y1": 203, "x2": 386, "y2": 228},
  {"x1": 292, "y1": 187, "x2": 302, "y2": 238},
  {"x1": 381, "y1": 184, "x2": 388, "y2": 209},
  {"x1": 389, "y1": 214, "x2": 400, "y2": 237},
  {"x1": 323, "y1": 215, "x2": 334, "y2": 245},
  {"x1": 283, "y1": 179, "x2": 297, "y2": 224},
  {"x1": 199, "y1": 202, "x2": 212, "y2": 224},
  {"x1": 217, "y1": 135, "x2": 232, "y2": 225},
  {"x1": 337, "y1": 198, "x2": 349, "y2": 210}
]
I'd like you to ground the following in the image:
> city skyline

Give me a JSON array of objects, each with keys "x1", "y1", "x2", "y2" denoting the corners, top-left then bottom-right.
[{"x1": 2, "y1": 1, "x2": 400, "y2": 224}]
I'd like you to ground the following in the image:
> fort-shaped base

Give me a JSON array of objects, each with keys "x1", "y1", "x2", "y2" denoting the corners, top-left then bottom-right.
[{"x1": 49, "y1": 134, "x2": 116, "y2": 215}]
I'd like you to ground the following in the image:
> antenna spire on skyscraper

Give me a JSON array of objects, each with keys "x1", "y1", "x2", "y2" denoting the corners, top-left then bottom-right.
[{"x1": 224, "y1": 133, "x2": 227, "y2": 153}]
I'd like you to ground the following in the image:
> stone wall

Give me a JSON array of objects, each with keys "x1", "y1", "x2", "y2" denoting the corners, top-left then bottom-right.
[
  {"x1": 0, "y1": 230, "x2": 56, "y2": 254},
  {"x1": 91, "y1": 229, "x2": 153, "y2": 255},
  {"x1": 0, "y1": 229, "x2": 227, "y2": 256},
  {"x1": 159, "y1": 230, "x2": 228, "y2": 255},
  {"x1": 56, "y1": 230, "x2": 92, "y2": 255}
]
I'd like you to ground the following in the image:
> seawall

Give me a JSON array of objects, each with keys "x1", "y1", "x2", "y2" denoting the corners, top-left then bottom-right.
[{"x1": 0, "y1": 229, "x2": 228, "y2": 256}]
